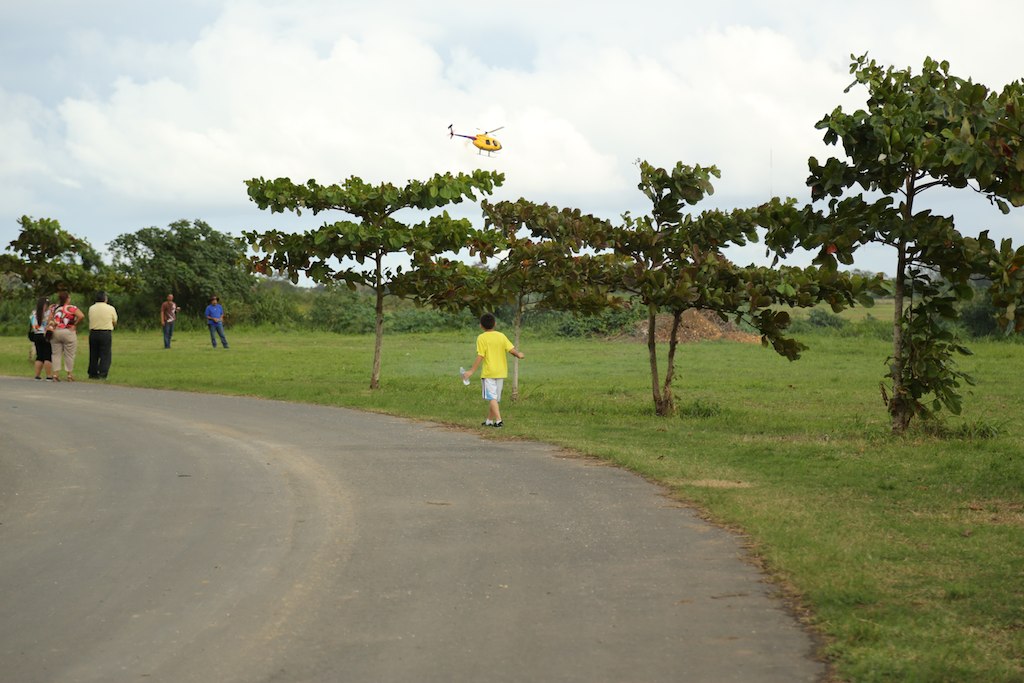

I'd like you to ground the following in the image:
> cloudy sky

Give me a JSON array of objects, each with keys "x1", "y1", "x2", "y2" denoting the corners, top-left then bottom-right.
[{"x1": 2, "y1": 0, "x2": 1022, "y2": 276}]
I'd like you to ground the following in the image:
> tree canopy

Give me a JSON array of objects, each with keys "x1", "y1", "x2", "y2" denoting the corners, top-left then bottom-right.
[
  {"x1": 479, "y1": 162, "x2": 882, "y2": 416},
  {"x1": 245, "y1": 170, "x2": 504, "y2": 388},
  {"x1": 766, "y1": 54, "x2": 1024, "y2": 432},
  {"x1": 0, "y1": 216, "x2": 115, "y2": 296},
  {"x1": 108, "y1": 219, "x2": 256, "y2": 315}
]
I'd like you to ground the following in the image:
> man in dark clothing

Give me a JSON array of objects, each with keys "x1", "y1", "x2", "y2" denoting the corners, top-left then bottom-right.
[{"x1": 87, "y1": 291, "x2": 117, "y2": 379}]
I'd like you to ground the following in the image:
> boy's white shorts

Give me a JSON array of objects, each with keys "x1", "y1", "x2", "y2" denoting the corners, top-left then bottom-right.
[{"x1": 482, "y1": 378, "x2": 504, "y2": 402}]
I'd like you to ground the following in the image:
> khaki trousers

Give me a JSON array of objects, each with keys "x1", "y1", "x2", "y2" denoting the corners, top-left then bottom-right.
[{"x1": 50, "y1": 327, "x2": 78, "y2": 374}]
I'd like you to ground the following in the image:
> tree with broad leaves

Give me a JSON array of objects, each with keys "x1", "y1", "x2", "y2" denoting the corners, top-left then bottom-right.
[
  {"x1": 766, "y1": 54, "x2": 1024, "y2": 433},
  {"x1": 244, "y1": 170, "x2": 503, "y2": 389},
  {"x1": 620, "y1": 162, "x2": 884, "y2": 416},
  {"x1": 108, "y1": 219, "x2": 256, "y2": 316},
  {"x1": 393, "y1": 258, "x2": 503, "y2": 319},
  {"x1": 485, "y1": 163, "x2": 883, "y2": 417},
  {"x1": 0, "y1": 216, "x2": 117, "y2": 296},
  {"x1": 482, "y1": 200, "x2": 622, "y2": 400},
  {"x1": 396, "y1": 199, "x2": 619, "y2": 402}
]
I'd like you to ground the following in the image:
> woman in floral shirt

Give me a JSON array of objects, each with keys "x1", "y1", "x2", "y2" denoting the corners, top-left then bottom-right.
[{"x1": 49, "y1": 291, "x2": 85, "y2": 382}]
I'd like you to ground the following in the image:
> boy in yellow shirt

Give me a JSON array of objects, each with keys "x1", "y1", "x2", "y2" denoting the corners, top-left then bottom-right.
[{"x1": 462, "y1": 313, "x2": 525, "y2": 428}]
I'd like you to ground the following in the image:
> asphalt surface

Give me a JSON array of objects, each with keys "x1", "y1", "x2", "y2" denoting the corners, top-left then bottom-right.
[{"x1": 0, "y1": 376, "x2": 824, "y2": 682}]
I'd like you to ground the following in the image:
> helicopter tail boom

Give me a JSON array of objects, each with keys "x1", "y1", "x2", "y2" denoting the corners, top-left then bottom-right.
[{"x1": 448, "y1": 125, "x2": 477, "y2": 142}]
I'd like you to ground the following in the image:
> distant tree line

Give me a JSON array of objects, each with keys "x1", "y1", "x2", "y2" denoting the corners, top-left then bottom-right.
[{"x1": 0, "y1": 214, "x2": 619, "y2": 336}]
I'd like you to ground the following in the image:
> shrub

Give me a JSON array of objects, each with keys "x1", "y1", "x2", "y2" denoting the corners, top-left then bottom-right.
[
  {"x1": 0, "y1": 290, "x2": 34, "y2": 335},
  {"x1": 387, "y1": 307, "x2": 475, "y2": 333},
  {"x1": 957, "y1": 296, "x2": 1001, "y2": 338},
  {"x1": 516, "y1": 309, "x2": 575, "y2": 336},
  {"x1": 311, "y1": 290, "x2": 377, "y2": 334},
  {"x1": 556, "y1": 307, "x2": 644, "y2": 337},
  {"x1": 790, "y1": 309, "x2": 849, "y2": 335},
  {"x1": 233, "y1": 287, "x2": 305, "y2": 328},
  {"x1": 806, "y1": 309, "x2": 849, "y2": 330},
  {"x1": 843, "y1": 315, "x2": 893, "y2": 341}
]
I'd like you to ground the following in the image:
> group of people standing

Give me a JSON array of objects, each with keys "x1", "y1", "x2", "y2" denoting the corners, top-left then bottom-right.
[
  {"x1": 29, "y1": 290, "x2": 117, "y2": 382},
  {"x1": 162, "y1": 294, "x2": 230, "y2": 349},
  {"x1": 29, "y1": 293, "x2": 230, "y2": 381},
  {"x1": 27, "y1": 297, "x2": 522, "y2": 430}
]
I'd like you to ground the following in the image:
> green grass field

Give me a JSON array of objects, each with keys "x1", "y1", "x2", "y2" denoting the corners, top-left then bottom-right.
[{"x1": 3, "y1": 328, "x2": 1022, "y2": 682}]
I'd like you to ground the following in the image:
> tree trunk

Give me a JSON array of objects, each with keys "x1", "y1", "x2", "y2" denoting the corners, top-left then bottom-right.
[
  {"x1": 646, "y1": 305, "x2": 670, "y2": 416},
  {"x1": 511, "y1": 292, "x2": 523, "y2": 401},
  {"x1": 889, "y1": 175, "x2": 916, "y2": 433},
  {"x1": 370, "y1": 257, "x2": 384, "y2": 390},
  {"x1": 889, "y1": 240, "x2": 910, "y2": 431},
  {"x1": 657, "y1": 310, "x2": 683, "y2": 417}
]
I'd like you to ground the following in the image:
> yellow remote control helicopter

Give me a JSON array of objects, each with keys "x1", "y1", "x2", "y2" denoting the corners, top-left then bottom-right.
[{"x1": 448, "y1": 124, "x2": 503, "y2": 156}]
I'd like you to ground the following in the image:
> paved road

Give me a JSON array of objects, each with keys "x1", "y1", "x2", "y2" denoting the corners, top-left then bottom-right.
[{"x1": 0, "y1": 377, "x2": 824, "y2": 682}]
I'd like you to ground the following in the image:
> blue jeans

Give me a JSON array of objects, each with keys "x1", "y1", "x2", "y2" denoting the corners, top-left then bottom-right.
[
  {"x1": 208, "y1": 322, "x2": 229, "y2": 348},
  {"x1": 163, "y1": 321, "x2": 175, "y2": 348}
]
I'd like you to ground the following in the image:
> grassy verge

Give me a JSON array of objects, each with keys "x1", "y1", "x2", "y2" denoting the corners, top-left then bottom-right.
[{"x1": 3, "y1": 329, "x2": 1022, "y2": 681}]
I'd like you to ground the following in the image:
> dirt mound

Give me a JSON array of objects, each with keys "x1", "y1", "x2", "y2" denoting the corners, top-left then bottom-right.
[{"x1": 630, "y1": 309, "x2": 761, "y2": 344}]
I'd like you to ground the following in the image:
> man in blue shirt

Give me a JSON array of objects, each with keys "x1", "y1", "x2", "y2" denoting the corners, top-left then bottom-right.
[{"x1": 204, "y1": 296, "x2": 229, "y2": 349}]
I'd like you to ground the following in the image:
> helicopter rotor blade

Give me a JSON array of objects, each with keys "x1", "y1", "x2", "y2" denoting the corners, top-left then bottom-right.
[{"x1": 485, "y1": 126, "x2": 504, "y2": 135}]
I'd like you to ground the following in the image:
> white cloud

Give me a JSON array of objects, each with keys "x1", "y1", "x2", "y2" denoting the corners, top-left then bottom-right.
[
  {"x1": 1, "y1": 0, "x2": 1022, "y2": 274},
  {"x1": 0, "y1": 87, "x2": 78, "y2": 220},
  {"x1": 0, "y1": 90, "x2": 55, "y2": 178}
]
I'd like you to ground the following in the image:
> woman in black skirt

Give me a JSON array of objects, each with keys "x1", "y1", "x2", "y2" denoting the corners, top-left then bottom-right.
[{"x1": 29, "y1": 296, "x2": 54, "y2": 381}]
